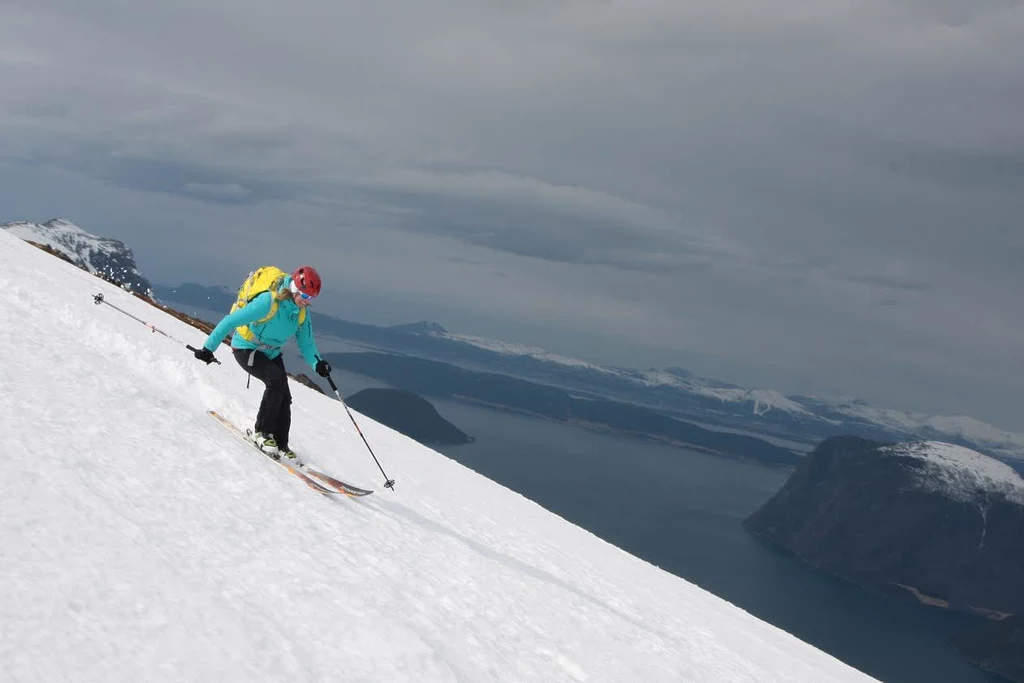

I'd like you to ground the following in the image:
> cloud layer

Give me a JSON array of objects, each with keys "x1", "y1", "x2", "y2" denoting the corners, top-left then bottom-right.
[{"x1": 2, "y1": 0, "x2": 1022, "y2": 427}]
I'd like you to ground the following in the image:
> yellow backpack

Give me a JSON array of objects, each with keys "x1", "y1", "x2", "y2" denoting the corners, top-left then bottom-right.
[{"x1": 231, "y1": 266, "x2": 307, "y2": 342}]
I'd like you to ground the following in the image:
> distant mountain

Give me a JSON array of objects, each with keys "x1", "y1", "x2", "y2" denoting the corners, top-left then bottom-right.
[
  {"x1": 155, "y1": 281, "x2": 1024, "y2": 461},
  {"x1": 326, "y1": 352, "x2": 802, "y2": 468},
  {"x1": 428, "y1": 333, "x2": 1024, "y2": 460},
  {"x1": 2, "y1": 219, "x2": 154, "y2": 297},
  {"x1": 388, "y1": 321, "x2": 449, "y2": 336},
  {"x1": 796, "y1": 396, "x2": 1024, "y2": 460}
]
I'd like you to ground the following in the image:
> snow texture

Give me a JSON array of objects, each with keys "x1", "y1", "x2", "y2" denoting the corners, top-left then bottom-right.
[
  {"x1": 0, "y1": 229, "x2": 880, "y2": 681},
  {"x1": 883, "y1": 441, "x2": 1024, "y2": 504}
]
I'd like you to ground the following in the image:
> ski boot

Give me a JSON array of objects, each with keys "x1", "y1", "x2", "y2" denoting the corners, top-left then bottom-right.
[{"x1": 252, "y1": 432, "x2": 280, "y2": 457}]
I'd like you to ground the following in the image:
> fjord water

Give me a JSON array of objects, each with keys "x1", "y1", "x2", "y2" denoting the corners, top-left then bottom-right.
[{"x1": 322, "y1": 361, "x2": 1000, "y2": 683}]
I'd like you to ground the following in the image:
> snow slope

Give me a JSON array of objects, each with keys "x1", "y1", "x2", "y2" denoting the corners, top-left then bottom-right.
[{"x1": 0, "y1": 231, "x2": 877, "y2": 683}]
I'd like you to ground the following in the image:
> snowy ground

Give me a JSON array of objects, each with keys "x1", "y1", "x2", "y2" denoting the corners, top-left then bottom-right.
[{"x1": 0, "y1": 230, "x2": 877, "y2": 682}]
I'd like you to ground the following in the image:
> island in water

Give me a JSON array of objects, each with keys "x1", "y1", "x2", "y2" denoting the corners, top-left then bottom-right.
[{"x1": 345, "y1": 388, "x2": 474, "y2": 446}]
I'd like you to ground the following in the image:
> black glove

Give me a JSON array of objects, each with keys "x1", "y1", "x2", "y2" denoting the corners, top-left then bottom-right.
[
  {"x1": 194, "y1": 346, "x2": 216, "y2": 365},
  {"x1": 315, "y1": 359, "x2": 332, "y2": 377}
]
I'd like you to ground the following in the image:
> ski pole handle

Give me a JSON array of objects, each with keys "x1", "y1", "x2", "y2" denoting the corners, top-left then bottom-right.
[{"x1": 187, "y1": 344, "x2": 221, "y2": 365}]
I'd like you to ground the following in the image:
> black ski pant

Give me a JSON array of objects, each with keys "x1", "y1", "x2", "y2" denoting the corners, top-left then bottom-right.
[{"x1": 233, "y1": 348, "x2": 292, "y2": 451}]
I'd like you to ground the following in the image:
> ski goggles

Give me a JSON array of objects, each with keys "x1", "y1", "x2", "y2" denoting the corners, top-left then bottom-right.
[{"x1": 289, "y1": 280, "x2": 316, "y2": 300}]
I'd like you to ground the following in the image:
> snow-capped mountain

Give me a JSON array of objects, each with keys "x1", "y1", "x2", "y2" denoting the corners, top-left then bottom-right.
[
  {"x1": 2, "y1": 218, "x2": 153, "y2": 297},
  {"x1": 388, "y1": 321, "x2": 450, "y2": 336},
  {"x1": 434, "y1": 330, "x2": 1024, "y2": 459},
  {"x1": 444, "y1": 332, "x2": 614, "y2": 370},
  {"x1": 799, "y1": 397, "x2": 1024, "y2": 462},
  {"x1": 441, "y1": 333, "x2": 813, "y2": 415},
  {"x1": 625, "y1": 367, "x2": 811, "y2": 416}
]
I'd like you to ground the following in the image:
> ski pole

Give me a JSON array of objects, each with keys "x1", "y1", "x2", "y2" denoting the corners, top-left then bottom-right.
[
  {"x1": 93, "y1": 292, "x2": 220, "y2": 364},
  {"x1": 320, "y1": 369, "x2": 396, "y2": 490}
]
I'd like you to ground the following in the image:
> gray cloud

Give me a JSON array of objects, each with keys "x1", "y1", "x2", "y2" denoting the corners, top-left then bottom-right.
[
  {"x1": 180, "y1": 182, "x2": 253, "y2": 202},
  {"x1": 888, "y1": 146, "x2": 1024, "y2": 192},
  {"x1": 352, "y1": 169, "x2": 745, "y2": 270},
  {"x1": 1, "y1": 0, "x2": 1023, "y2": 428}
]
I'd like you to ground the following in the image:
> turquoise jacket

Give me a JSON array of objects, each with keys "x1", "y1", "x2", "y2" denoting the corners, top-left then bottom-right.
[{"x1": 202, "y1": 278, "x2": 322, "y2": 370}]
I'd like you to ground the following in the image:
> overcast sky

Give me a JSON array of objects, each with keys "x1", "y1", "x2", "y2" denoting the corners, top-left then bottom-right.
[{"x1": 2, "y1": 0, "x2": 1022, "y2": 429}]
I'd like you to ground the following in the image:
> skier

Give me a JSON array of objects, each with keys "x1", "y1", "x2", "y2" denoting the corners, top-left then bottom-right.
[{"x1": 193, "y1": 266, "x2": 332, "y2": 460}]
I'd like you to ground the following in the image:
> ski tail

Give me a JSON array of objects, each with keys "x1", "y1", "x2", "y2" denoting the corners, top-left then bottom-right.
[{"x1": 304, "y1": 468, "x2": 374, "y2": 497}]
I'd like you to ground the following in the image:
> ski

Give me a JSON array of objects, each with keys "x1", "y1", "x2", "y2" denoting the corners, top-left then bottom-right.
[
  {"x1": 304, "y1": 468, "x2": 374, "y2": 497},
  {"x1": 208, "y1": 410, "x2": 341, "y2": 497}
]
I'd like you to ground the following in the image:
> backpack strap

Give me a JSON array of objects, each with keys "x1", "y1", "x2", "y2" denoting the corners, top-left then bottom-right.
[
  {"x1": 234, "y1": 287, "x2": 306, "y2": 343},
  {"x1": 234, "y1": 288, "x2": 284, "y2": 343}
]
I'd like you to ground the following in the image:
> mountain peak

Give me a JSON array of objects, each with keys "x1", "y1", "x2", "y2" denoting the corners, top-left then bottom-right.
[
  {"x1": 1, "y1": 218, "x2": 154, "y2": 298},
  {"x1": 42, "y1": 217, "x2": 84, "y2": 231}
]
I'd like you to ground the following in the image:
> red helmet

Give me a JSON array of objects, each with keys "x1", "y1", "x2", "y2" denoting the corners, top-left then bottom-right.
[{"x1": 291, "y1": 266, "x2": 322, "y2": 297}]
